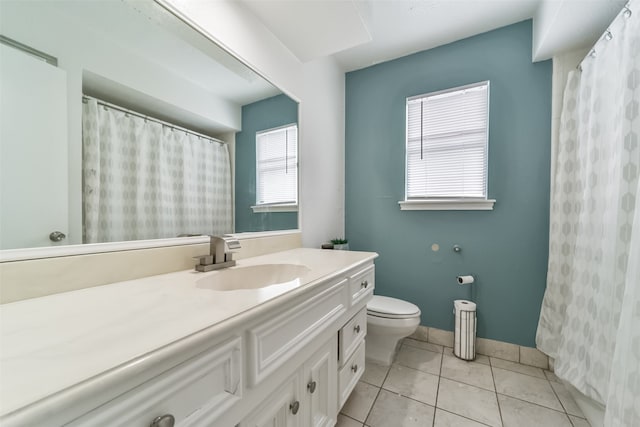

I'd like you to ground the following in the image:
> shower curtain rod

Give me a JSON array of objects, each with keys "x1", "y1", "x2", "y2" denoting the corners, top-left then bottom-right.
[
  {"x1": 82, "y1": 95, "x2": 227, "y2": 145},
  {"x1": 577, "y1": 1, "x2": 632, "y2": 71}
]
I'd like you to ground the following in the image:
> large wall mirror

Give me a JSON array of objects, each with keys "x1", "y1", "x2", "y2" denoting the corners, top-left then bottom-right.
[{"x1": 0, "y1": 0, "x2": 299, "y2": 252}]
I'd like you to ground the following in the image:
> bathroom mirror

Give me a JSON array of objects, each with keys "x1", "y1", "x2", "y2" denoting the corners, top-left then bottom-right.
[{"x1": 0, "y1": 0, "x2": 299, "y2": 251}]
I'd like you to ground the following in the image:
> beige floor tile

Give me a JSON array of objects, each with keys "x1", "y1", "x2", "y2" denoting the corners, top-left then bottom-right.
[
  {"x1": 493, "y1": 367, "x2": 563, "y2": 411},
  {"x1": 395, "y1": 344, "x2": 443, "y2": 375},
  {"x1": 441, "y1": 354, "x2": 495, "y2": 391},
  {"x1": 436, "y1": 378, "x2": 502, "y2": 427},
  {"x1": 498, "y1": 394, "x2": 572, "y2": 427},
  {"x1": 382, "y1": 364, "x2": 439, "y2": 406},
  {"x1": 362, "y1": 359, "x2": 390, "y2": 387},
  {"x1": 444, "y1": 347, "x2": 490, "y2": 365},
  {"x1": 550, "y1": 381, "x2": 585, "y2": 417},
  {"x1": 404, "y1": 338, "x2": 444, "y2": 353},
  {"x1": 490, "y1": 357, "x2": 545, "y2": 378},
  {"x1": 337, "y1": 413, "x2": 364, "y2": 427},
  {"x1": 433, "y1": 409, "x2": 490, "y2": 427},
  {"x1": 569, "y1": 415, "x2": 592, "y2": 427},
  {"x1": 366, "y1": 389, "x2": 435, "y2": 427},
  {"x1": 341, "y1": 381, "x2": 380, "y2": 422}
]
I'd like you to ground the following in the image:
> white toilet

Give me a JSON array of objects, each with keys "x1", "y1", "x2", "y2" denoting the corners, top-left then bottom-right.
[{"x1": 366, "y1": 295, "x2": 421, "y2": 365}]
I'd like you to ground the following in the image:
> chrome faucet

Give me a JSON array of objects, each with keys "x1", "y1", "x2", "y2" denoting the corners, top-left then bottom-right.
[{"x1": 194, "y1": 235, "x2": 241, "y2": 272}]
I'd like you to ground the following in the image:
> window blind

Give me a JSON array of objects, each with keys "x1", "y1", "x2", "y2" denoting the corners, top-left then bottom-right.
[
  {"x1": 256, "y1": 124, "x2": 298, "y2": 205},
  {"x1": 406, "y1": 81, "x2": 489, "y2": 199}
]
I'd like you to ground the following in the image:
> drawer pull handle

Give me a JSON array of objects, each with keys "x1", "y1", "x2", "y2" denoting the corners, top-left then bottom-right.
[
  {"x1": 290, "y1": 400, "x2": 300, "y2": 415},
  {"x1": 354, "y1": 325, "x2": 361, "y2": 333},
  {"x1": 351, "y1": 364, "x2": 358, "y2": 373},
  {"x1": 307, "y1": 380, "x2": 317, "y2": 394},
  {"x1": 150, "y1": 414, "x2": 175, "y2": 427},
  {"x1": 361, "y1": 280, "x2": 368, "y2": 289}
]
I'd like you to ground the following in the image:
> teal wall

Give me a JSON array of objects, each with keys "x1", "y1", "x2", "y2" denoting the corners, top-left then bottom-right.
[
  {"x1": 345, "y1": 21, "x2": 552, "y2": 347},
  {"x1": 235, "y1": 94, "x2": 298, "y2": 232}
]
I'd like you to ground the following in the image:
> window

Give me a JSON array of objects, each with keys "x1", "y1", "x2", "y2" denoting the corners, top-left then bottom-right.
[
  {"x1": 400, "y1": 81, "x2": 495, "y2": 211},
  {"x1": 253, "y1": 124, "x2": 298, "y2": 212}
]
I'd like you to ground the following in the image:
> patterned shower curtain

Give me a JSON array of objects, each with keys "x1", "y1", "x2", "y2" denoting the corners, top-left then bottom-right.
[
  {"x1": 82, "y1": 99, "x2": 233, "y2": 243},
  {"x1": 536, "y1": 2, "x2": 639, "y2": 425}
]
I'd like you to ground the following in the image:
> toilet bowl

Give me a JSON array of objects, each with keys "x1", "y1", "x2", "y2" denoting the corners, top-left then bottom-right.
[{"x1": 366, "y1": 295, "x2": 421, "y2": 365}]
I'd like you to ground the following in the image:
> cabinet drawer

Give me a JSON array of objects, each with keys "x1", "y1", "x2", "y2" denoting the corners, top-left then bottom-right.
[
  {"x1": 248, "y1": 279, "x2": 347, "y2": 386},
  {"x1": 67, "y1": 337, "x2": 242, "y2": 427},
  {"x1": 338, "y1": 308, "x2": 366, "y2": 366},
  {"x1": 348, "y1": 265, "x2": 374, "y2": 306},
  {"x1": 338, "y1": 340, "x2": 365, "y2": 408}
]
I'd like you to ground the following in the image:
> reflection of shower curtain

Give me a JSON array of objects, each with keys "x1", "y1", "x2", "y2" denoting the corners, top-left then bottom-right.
[
  {"x1": 536, "y1": 2, "x2": 639, "y2": 426},
  {"x1": 82, "y1": 99, "x2": 232, "y2": 243}
]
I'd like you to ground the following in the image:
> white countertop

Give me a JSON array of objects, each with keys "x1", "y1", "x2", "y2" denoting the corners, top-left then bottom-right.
[{"x1": 0, "y1": 248, "x2": 376, "y2": 417}]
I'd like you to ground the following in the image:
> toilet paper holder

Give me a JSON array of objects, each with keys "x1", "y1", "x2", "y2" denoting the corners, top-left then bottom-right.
[{"x1": 456, "y1": 275, "x2": 475, "y2": 285}]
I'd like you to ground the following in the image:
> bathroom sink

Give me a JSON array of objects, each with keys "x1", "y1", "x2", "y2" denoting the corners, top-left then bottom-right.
[{"x1": 195, "y1": 264, "x2": 311, "y2": 291}]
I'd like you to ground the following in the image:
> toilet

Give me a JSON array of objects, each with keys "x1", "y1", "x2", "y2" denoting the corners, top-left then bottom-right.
[{"x1": 366, "y1": 295, "x2": 421, "y2": 365}]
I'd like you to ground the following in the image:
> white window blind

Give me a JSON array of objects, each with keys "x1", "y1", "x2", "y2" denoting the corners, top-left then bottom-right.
[
  {"x1": 256, "y1": 124, "x2": 298, "y2": 205},
  {"x1": 406, "y1": 81, "x2": 489, "y2": 200}
]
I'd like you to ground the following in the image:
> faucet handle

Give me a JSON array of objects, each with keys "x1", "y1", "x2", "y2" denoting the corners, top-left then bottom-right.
[
  {"x1": 225, "y1": 238, "x2": 241, "y2": 250},
  {"x1": 193, "y1": 255, "x2": 214, "y2": 266}
]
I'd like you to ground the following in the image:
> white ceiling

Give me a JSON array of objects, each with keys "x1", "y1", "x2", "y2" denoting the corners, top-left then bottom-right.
[
  {"x1": 240, "y1": 0, "x2": 626, "y2": 71},
  {"x1": 66, "y1": 0, "x2": 279, "y2": 106}
]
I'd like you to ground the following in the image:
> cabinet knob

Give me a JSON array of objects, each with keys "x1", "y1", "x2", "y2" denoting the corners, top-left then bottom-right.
[
  {"x1": 49, "y1": 231, "x2": 66, "y2": 242},
  {"x1": 361, "y1": 280, "x2": 368, "y2": 289},
  {"x1": 290, "y1": 400, "x2": 300, "y2": 415},
  {"x1": 354, "y1": 324, "x2": 361, "y2": 333},
  {"x1": 150, "y1": 414, "x2": 175, "y2": 427},
  {"x1": 307, "y1": 380, "x2": 317, "y2": 394},
  {"x1": 351, "y1": 364, "x2": 358, "y2": 373}
]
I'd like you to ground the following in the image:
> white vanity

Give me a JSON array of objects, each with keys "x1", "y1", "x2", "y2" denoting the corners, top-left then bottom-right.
[{"x1": 0, "y1": 248, "x2": 376, "y2": 427}]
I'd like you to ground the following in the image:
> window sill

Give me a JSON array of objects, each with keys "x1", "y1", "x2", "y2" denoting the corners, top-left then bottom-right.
[
  {"x1": 251, "y1": 204, "x2": 298, "y2": 213},
  {"x1": 398, "y1": 199, "x2": 496, "y2": 211}
]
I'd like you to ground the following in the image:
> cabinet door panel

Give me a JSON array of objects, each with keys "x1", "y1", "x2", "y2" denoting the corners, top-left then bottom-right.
[
  {"x1": 242, "y1": 372, "x2": 301, "y2": 427},
  {"x1": 305, "y1": 339, "x2": 337, "y2": 427},
  {"x1": 67, "y1": 337, "x2": 242, "y2": 427}
]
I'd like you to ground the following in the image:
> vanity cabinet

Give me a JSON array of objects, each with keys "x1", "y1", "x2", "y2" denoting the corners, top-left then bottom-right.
[
  {"x1": 242, "y1": 370, "x2": 301, "y2": 427},
  {"x1": 242, "y1": 338, "x2": 336, "y2": 427},
  {"x1": 305, "y1": 339, "x2": 337, "y2": 427},
  {"x1": 337, "y1": 309, "x2": 367, "y2": 408},
  {"x1": 66, "y1": 337, "x2": 243, "y2": 427},
  {"x1": 0, "y1": 249, "x2": 377, "y2": 427}
]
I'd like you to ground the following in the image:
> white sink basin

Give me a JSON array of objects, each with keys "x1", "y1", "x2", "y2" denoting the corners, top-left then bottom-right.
[{"x1": 195, "y1": 264, "x2": 311, "y2": 291}]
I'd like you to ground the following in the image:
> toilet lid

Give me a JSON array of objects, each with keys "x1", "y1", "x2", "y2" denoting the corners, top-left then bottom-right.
[{"x1": 367, "y1": 295, "x2": 421, "y2": 318}]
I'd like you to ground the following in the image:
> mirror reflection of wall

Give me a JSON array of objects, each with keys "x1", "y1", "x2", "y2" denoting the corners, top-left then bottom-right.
[{"x1": 0, "y1": 0, "x2": 299, "y2": 250}]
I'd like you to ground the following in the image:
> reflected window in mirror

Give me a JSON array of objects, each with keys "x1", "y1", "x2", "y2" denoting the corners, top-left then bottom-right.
[
  {"x1": 235, "y1": 95, "x2": 298, "y2": 233},
  {"x1": 255, "y1": 124, "x2": 298, "y2": 208}
]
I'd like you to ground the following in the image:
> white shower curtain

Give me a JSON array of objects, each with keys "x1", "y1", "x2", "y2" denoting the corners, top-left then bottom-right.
[
  {"x1": 536, "y1": 2, "x2": 639, "y2": 425},
  {"x1": 82, "y1": 99, "x2": 233, "y2": 243}
]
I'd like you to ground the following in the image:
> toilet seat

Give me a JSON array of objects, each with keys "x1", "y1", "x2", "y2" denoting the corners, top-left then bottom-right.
[{"x1": 367, "y1": 295, "x2": 421, "y2": 319}]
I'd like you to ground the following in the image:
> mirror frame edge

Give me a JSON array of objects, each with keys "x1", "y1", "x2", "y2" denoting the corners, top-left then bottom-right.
[{"x1": 0, "y1": 230, "x2": 302, "y2": 263}]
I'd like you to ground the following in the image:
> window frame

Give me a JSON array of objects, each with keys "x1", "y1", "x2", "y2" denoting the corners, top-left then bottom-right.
[
  {"x1": 399, "y1": 81, "x2": 495, "y2": 211},
  {"x1": 252, "y1": 123, "x2": 298, "y2": 213}
]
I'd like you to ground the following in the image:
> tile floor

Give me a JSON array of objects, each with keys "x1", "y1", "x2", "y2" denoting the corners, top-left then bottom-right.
[{"x1": 337, "y1": 338, "x2": 591, "y2": 427}]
